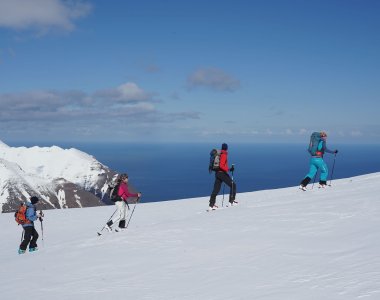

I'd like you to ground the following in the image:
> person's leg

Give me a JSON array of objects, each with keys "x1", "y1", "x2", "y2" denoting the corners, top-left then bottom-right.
[
  {"x1": 19, "y1": 227, "x2": 33, "y2": 251},
  {"x1": 231, "y1": 180, "x2": 237, "y2": 202},
  {"x1": 118, "y1": 202, "x2": 128, "y2": 228},
  {"x1": 107, "y1": 201, "x2": 123, "y2": 229},
  {"x1": 317, "y1": 159, "x2": 329, "y2": 185},
  {"x1": 29, "y1": 227, "x2": 39, "y2": 249},
  {"x1": 217, "y1": 172, "x2": 236, "y2": 203},
  {"x1": 301, "y1": 158, "x2": 318, "y2": 187},
  {"x1": 209, "y1": 173, "x2": 223, "y2": 207}
]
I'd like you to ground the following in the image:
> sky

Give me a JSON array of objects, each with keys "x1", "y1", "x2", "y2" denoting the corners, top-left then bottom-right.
[{"x1": 0, "y1": 0, "x2": 379, "y2": 144}]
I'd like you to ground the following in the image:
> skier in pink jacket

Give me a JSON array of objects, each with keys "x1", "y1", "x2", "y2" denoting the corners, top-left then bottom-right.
[{"x1": 105, "y1": 173, "x2": 141, "y2": 232}]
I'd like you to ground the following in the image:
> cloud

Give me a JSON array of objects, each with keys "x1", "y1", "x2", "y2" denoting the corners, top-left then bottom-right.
[
  {"x1": 143, "y1": 63, "x2": 160, "y2": 73},
  {"x1": 0, "y1": 0, "x2": 92, "y2": 33},
  {"x1": 0, "y1": 82, "x2": 198, "y2": 126},
  {"x1": 187, "y1": 67, "x2": 240, "y2": 92},
  {"x1": 350, "y1": 130, "x2": 363, "y2": 137},
  {"x1": 94, "y1": 82, "x2": 155, "y2": 104},
  {"x1": 170, "y1": 92, "x2": 181, "y2": 100},
  {"x1": 285, "y1": 129, "x2": 293, "y2": 135},
  {"x1": 0, "y1": 90, "x2": 91, "y2": 121}
]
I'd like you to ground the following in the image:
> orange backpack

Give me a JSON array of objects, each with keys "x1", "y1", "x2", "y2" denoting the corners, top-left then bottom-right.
[{"x1": 15, "y1": 203, "x2": 30, "y2": 225}]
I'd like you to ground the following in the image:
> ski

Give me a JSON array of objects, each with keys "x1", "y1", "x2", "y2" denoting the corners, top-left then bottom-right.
[{"x1": 206, "y1": 203, "x2": 238, "y2": 212}]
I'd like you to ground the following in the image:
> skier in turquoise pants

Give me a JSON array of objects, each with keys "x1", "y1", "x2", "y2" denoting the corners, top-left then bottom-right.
[{"x1": 299, "y1": 131, "x2": 338, "y2": 191}]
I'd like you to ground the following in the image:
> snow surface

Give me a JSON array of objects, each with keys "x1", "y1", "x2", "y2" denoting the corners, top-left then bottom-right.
[
  {"x1": 1, "y1": 173, "x2": 379, "y2": 300},
  {"x1": 0, "y1": 140, "x2": 112, "y2": 210},
  {"x1": 0, "y1": 140, "x2": 107, "y2": 190}
]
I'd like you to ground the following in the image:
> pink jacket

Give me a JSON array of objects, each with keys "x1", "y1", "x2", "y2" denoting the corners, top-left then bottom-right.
[{"x1": 118, "y1": 182, "x2": 138, "y2": 201}]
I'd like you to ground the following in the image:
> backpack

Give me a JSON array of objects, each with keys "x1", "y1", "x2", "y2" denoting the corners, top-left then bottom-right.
[
  {"x1": 209, "y1": 149, "x2": 221, "y2": 172},
  {"x1": 14, "y1": 203, "x2": 30, "y2": 225},
  {"x1": 106, "y1": 181, "x2": 123, "y2": 202},
  {"x1": 308, "y1": 132, "x2": 323, "y2": 156}
]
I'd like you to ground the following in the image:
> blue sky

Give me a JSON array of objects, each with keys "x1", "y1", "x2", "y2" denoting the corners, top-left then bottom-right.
[{"x1": 0, "y1": 0, "x2": 379, "y2": 144}]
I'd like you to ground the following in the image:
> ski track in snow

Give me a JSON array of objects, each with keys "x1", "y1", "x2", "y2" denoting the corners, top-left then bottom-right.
[{"x1": 0, "y1": 173, "x2": 380, "y2": 300}]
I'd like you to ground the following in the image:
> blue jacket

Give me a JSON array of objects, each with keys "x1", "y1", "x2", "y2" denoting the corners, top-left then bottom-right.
[
  {"x1": 22, "y1": 201, "x2": 38, "y2": 228},
  {"x1": 309, "y1": 139, "x2": 335, "y2": 157}
]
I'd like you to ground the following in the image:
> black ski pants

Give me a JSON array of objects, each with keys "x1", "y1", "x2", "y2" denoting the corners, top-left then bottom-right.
[
  {"x1": 209, "y1": 171, "x2": 236, "y2": 207},
  {"x1": 20, "y1": 226, "x2": 39, "y2": 250}
]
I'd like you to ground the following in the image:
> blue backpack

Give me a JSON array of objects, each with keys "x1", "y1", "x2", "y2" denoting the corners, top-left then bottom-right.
[{"x1": 308, "y1": 132, "x2": 322, "y2": 156}]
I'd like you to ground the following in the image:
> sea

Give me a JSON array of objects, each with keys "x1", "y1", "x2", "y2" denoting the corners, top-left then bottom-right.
[{"x1": 11, "y1": 142, "x2": 380, "y2": 203}]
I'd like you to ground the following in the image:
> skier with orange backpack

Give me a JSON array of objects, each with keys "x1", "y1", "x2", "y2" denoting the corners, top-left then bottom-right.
[{"x1": 17, "y1": 196, "x2": 43, "y2": 254}]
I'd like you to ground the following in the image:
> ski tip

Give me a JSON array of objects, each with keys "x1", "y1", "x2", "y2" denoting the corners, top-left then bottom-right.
[{"x1": 97, "y1": 232, "x2": 102, "y2": 236}]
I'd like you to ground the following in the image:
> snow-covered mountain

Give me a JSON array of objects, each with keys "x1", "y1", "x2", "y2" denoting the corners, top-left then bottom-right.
[
  {"x1": 0, "y1": 140, "x2": 116, "y2": 212},
  {"x1": 0, "y1": 172, "x2": 379, "y2": 299}
]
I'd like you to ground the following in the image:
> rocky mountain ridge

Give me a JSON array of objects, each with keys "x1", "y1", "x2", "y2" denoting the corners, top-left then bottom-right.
[{"x1": 0, "y1": 140, "x2": 116, "y2": 212}]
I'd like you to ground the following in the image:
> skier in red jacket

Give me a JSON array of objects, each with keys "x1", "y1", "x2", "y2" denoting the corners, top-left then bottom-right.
[{"x1": 209, "y1": 143, "x2": 237, "y2": 210}]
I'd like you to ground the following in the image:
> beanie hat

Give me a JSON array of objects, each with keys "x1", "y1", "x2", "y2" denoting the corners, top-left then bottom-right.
[
  {"x1": 30, "y1": 196, "x2": 39, "y2": 204},
  {"x1": 221, "y1": 143, "x2": 228, "y2": 151},
  {"x1": 119, "y1": 173, "x2": 129, "y2": 181}
]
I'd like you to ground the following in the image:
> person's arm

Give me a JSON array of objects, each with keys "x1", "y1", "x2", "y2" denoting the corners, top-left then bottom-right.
[
  {"x1": 322, "y1": 140, "x2": 337, "y2": 154},
  {"x1": 119, "y1": 183, "x2": 138, "y2": 199},
  {"x1": 26, "y1": 207, "x2": 38, "y2": 222}
]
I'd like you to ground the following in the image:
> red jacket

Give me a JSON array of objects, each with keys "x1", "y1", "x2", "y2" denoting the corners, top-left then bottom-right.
[
  {"x1": 118, "y1": 182, "x2": 138, "y2": 201},
  {"x1": 219, "y1": 150, "x2": 229, "y2": 172}
]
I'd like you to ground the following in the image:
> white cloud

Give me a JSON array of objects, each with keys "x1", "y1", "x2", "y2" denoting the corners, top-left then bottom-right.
[
  {"x1": 266, "y1": 129, "x2": 273, "y2": 135},
  {"x1": 117, "y1": 82, "x2": 153, "y2": 102},
  {"x1": 285, "y1": 129, "x2": 293, "y2": 135},
  {"x1": 187, "y1": 67, "x2": 240, "y2": 92},
  {"x1": 94, "y1": 82, "x2": 155, "y2": 104},
  {"x1": 0, "y1": 0, "x2": 92, "y2": 33},
  {"x1": 351, "y1": 130, "x2": 363, "y2": 137},
  {"x1": 0, "y1": 83, "x2": 198, "y2": 126}
]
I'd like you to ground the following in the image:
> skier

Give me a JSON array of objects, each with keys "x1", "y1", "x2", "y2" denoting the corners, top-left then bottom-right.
[
  {"x1": 105, "y1": 173, "x2": 141, "y2": 232},
  {"x1": 18, "y1": 196, "x2": 42, "y2": 254},
  {"x1": 209, "y1": 143, "x2": 237, "y2": 210},
  {"x1": 299, "y1": 131, "x2": 338, "y2": 191}
]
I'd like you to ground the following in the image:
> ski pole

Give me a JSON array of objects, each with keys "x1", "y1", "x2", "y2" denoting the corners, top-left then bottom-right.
[
  {"x1": 98, "y1": 208, "x2": 118, "y2": 235},
  {"x1": 231, "y1": 167, "x2": 235, "y2": 201},
  {"x1": 222, "y1": 184, "x2": 225, "y2": 207},
  {"x1": 20, "y1": 229, "x2": 25, "y2": 243},
  {"x1": 329, "y1": 153, "x2": 337, "y2": 186},
  {"x1": 39, "y1": 210, "x2": 44, "y2": 247},
  {"x1": 126, "y1": 197, "x2": 140, "y2": 230}
]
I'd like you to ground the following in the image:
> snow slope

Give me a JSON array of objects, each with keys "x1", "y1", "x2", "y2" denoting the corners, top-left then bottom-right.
[
  {"x1": 0, "y1": 141, "x2": 110, "y2": 190},
  {"x1": 0, "y1": 173, "x2": 379, "y2": 300}
]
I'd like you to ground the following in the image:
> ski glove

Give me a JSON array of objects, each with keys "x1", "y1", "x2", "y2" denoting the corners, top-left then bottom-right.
[
  {"x1": 229, "y1": 165, "x2": 235, "y2": 172},
  {"x1": 334, "y1": 150, "x2": 339, "y2": 154}
]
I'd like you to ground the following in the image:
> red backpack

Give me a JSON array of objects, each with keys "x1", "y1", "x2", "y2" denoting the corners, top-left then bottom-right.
[{"x1": 15, "y1": 203, "x2": 30, "y2": 225}]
